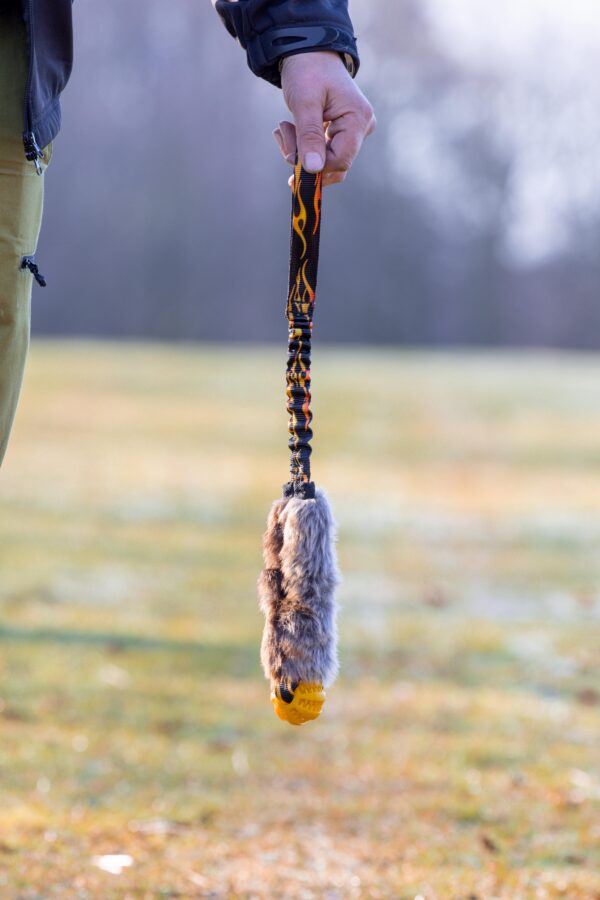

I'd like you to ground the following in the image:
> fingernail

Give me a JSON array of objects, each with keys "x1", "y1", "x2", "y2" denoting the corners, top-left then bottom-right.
[
  {"x1": 304, "y1": 152, "x2": 324, "y2": 172},
  {"x1": 285, "y1": 152, "x2": 295, "y2": 164}
]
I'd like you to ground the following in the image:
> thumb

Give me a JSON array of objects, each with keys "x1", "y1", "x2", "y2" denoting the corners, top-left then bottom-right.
[{"x1": 293, "y1": 103, "x2": 326, "y2": 173}]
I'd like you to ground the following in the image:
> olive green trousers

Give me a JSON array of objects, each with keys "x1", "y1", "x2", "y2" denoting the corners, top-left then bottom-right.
[{"x1": 0, "y1": 10, "x2": 51, "y2": 466}]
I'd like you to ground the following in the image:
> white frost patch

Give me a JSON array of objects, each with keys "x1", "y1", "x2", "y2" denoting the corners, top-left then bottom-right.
[
  {"x1": 92, "y1": 854, "x2": 133, "y2": 876},
  {"x1": 506, "y1": 631, "x2": 579, "y2": 678},
  {"x1": 231, "y1": 747, "x2": 249, "y2": 777},
  {"x1": 97, "y1": 664, "x2": 131, "y2": 689},
  {"x1": 569, "y1": 769, "x2": 600, "y2": 800}
]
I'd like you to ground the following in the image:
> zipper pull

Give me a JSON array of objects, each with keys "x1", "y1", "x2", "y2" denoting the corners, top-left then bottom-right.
[
  {"x1": 22, "y1": 131, "x2": 44, "y2": 175},
  {"x1": 20, "y1": 256, "x2": 47, "y2": 287}
]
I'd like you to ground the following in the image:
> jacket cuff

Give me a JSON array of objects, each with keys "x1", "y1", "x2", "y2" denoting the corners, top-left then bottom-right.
[
  {"x1": 214, "y1": 2, "x2": 359, "y2": 88},
  {"x1": 247, "y1": 24, "x2": 359, "y2": 86}
]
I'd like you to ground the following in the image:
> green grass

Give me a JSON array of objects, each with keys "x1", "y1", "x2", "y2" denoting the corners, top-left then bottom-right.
[{"x1": 1, "y1": 342, "x2": 599, "y2": 898}]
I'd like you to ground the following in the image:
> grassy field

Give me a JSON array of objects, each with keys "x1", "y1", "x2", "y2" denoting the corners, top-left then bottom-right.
[{"x1": 1, "y1": 341, "x2": 599, "y2": 899}]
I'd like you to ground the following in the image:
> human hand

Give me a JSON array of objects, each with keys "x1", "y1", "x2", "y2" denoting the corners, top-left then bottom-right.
[{"x1": 273, "y1": 51, "x2": 376, "y2": 186}]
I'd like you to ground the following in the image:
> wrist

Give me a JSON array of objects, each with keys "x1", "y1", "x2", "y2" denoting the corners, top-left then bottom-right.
[{"x1": 279, "y1": 50, "x2": 356, "y2": 79}]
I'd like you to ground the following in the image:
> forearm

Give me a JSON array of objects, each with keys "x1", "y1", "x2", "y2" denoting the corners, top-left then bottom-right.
[{"x1": 212, "y1": 0, "x2": 359, "y2": 86}]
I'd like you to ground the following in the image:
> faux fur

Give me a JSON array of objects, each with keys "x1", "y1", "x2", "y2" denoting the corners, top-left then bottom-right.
[{"x1": 258, "y1": 489, "x2": 340, "y2": 688}]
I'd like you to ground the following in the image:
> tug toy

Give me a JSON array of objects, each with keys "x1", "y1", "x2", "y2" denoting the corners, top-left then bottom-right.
[{"x1": 258, "y1": 159, "x2": 340, "y2": 726}]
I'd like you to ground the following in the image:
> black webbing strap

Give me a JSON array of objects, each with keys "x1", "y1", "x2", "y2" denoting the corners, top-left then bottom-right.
[{"x1": 283, "y1": 159, "x2": 322, "y2": 501}]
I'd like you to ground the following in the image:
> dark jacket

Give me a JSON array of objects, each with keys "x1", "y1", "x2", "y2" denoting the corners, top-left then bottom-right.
[
  {"x1": 213, "y1": 0, "x2": 359, "y2": 86},
  {"x1": 17, "y1": 0, "x2": 359, "y2": 170},
  {"x1": 21, "y1": 0, "x2": 74, "y2": 168}
]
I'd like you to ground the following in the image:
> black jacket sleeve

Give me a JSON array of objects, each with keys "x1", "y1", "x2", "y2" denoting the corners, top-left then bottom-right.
[{"x1": 213, "y1": 0, "x2": 359, "y2": 87}]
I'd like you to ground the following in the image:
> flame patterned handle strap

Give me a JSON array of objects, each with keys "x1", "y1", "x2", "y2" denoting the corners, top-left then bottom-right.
[{"x1": 283, "y1": 158, "x2": 323, "y2": 501}]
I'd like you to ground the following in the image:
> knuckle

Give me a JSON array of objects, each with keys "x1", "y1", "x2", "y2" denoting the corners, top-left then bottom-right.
[
  {"x1": 361, "y1": 102, "x2": 375, "y2": 124},
  {"x1": 334, "y1": 153, "x2": 353, "y2": 172},
  {"x1": 298, "y1": 122, "x2": 325, "y2": 142}
]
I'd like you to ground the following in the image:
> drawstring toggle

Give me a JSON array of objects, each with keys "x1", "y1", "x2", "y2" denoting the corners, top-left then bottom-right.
[{"x1": 21, "y1": 256, "x2": 47, "y2": 287}]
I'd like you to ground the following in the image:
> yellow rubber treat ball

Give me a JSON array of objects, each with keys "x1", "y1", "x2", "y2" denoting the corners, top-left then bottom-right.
[{"x1": 271, "y1": 682, "x2": 326, "y2": 726}]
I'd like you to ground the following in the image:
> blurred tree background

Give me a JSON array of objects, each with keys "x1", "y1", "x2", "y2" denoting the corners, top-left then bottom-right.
[{"x1": 35, "y1": 0, "x2": 600, "y2": 347}]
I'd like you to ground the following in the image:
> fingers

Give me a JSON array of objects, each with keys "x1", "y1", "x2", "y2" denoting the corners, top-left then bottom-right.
[
  {"x1": 323, "y1": 171, "x2": 347, "y2": 186},
  {"x1": 274, "y1": 117, "x2": 352, "y2": 186},
  {"x1": 275, "y1": 120, "x2": 343, "y2": 183},
  {"x1": 274, "y1": 116, "x2": 326, "y2": 174},
  {"x1": 323, "y1": 113, "x2": 363, "y2": 177},
  {"x1": 275, "y1": 110, "x2": 376, "y2": 188},
  {"x1": 322, "y1": 103, "x2": 376, "y2": 176},
  {"x1": 272, "y1": 120, "x2": 297, "y2": 165}
]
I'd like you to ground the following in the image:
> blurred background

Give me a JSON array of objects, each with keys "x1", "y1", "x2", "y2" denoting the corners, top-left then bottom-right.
[
  {"x1": 36, "y1": 0, "x2": 600, "y2": 347},
  {"x1": 2, "y1": 1, "x2": 600, "y2": 897}
]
